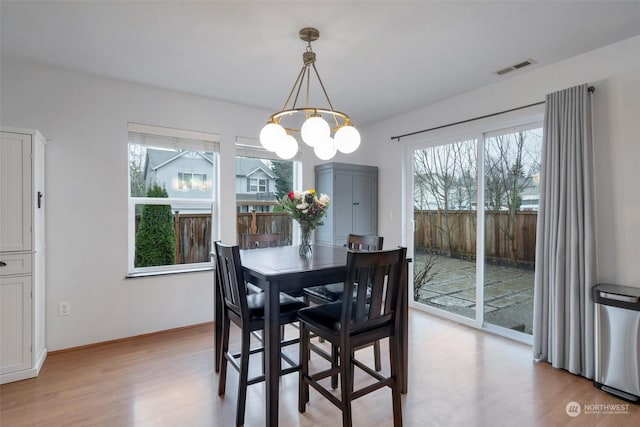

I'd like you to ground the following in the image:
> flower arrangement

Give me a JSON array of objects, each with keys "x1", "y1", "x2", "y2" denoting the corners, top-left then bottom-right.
[
  {"x1": 278, "y1": 189, "x2": 330, "y2": 255},
  {"x1": 279, "y1": 189, "x2": 330, "y2": 229}
]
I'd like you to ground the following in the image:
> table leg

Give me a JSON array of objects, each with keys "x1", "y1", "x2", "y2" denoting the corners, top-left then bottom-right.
[{"x1": 264, "y1": 281, "x2": 281, "y2": 426}]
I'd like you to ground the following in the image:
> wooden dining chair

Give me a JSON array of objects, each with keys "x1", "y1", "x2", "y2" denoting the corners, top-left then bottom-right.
[
  {"x1": 303, "y1": 234, "x2": 384, "y2": 302},
  {"x1": 241, "y1": 233, "x2": 285, "y2": 294},
  {"x1": 297, "y1": 247, "x2": 407, "y2": 427},
  {"x1": 302, "y1": 234, "x2": 384, "y2": 377},
  {"x1": 213, "y1": 242, "x2": 306, "y2": 427},
  {"x1": 241, "y1": 233, "x2": 283, "y2": 249}
]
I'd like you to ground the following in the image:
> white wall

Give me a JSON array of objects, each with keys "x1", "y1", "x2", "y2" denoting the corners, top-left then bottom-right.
[
  {"x1": 3, "y1": 35, "x2": 639, "y2": 350},
  {"x1": 0, "y1": 59, "x2": 324, "y2": 350},
  {"x1": 360, "y1": 35, "x2": 640, "y2": 289}
]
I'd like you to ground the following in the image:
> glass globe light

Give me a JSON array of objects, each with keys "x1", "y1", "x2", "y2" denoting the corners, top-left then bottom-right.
[
  {"x1": 314, "y1": 137, "x2": 337, "y2": 160},
  {"x1": 300, "y1": 116, "x2": 330, "y2": 147},
  {"x1": 259, "y1": 122, "x2": 286, "y2": 152},
  {"x1": 275, "y1": 134, "x2": 298, "y2": 159},
  {"x1": 334, "y1": 125, "x2": 361, "y2": 154}
]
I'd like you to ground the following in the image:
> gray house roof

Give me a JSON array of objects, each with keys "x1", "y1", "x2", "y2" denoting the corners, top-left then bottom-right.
[
  {"x1": 144, "y1": 149, "x2": 214, "y2": 181},
  {"x1": 143, "y1": 150, "x2": 274, "y2": 183},
  {"x1": 236, "y1": 157, "x2": 275, "y2": 179}
]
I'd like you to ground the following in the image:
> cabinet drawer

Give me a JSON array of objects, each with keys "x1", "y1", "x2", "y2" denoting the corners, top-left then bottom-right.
[{"x1": 0, "y1": 253, "x2": 32, "y2": 276}]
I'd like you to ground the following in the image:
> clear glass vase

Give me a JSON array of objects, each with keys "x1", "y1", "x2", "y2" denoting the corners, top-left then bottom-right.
[{"x1": 299, "y1": 225, "x2": 312, "y2": 257}]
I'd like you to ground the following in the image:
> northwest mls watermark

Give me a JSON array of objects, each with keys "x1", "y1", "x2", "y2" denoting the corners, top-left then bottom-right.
[{"x1": 565, "y1": 401, "x2": 631, "y2": 417}]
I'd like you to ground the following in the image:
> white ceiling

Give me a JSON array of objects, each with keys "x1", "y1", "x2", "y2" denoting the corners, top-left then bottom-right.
[{"x1": 2, "y1": 1, "x2": 640, "y2": 127}]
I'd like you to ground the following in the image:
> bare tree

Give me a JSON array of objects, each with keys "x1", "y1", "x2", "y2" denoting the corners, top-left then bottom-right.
[
  {"x1": 413, "y1": 252, "x2": 437, "y2": 301},
  {"x1": 485, "y1": 130, "x2": 541, "y2": 263},
  {"x1": 414, "y1": 140, "x2": 476, "y2": 257},
  {"x1": 129, "y1": 144, "x2": 147, "y2": 197},
  {"x1": 414, "y1": 129, "x2": 541, "y2": 265}
]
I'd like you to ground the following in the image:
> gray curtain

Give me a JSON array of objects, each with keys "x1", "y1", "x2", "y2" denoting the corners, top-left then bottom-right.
[{"x1": 533, "y1": 84, "x2": 596, "y2": 378}]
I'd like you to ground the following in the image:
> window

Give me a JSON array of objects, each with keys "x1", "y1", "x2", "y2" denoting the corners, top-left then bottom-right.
[
  {"x1": 178, "y1": 172, "x2": 207, "y2": 190},
  {"x1": 249, "y1": 178, "x2": 267, "y2": 193},
  {"x1": 234, "y1": 137, "x2": 299, "y2": 245},
  {"x1": 128, "y1": 123, "x2": 219, "y2": 276}
]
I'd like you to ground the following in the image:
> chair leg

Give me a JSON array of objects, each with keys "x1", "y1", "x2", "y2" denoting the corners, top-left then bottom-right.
[
  {"x1": 216, "y1": 310, "x2": 227, "y2": 373},
  {"x1": 261, "y1": 348, "x2": 266, "y2": 375},
  {"x1": 339, "y1": 343, "x2": 353, "y2": 427},
  {"x1": 389, "y1": 335, "x2": 403, "y2": 427},
  {"x1": 218, "y1": 317, "x2": 230, "y2": 396},
  {"x1": 373, "y1": 340, "x2": 382, "y2": 372},
  {"x1": 350, "y1": 350, "x2": 356, "y2": 394},
  {"x1": 331, "y1": 344, "x2": 339, "y2": 389},
  {"x1": 236, "y1": 328, "x2": 251, "y2": 427},
  {"x1": 299, "y1": 325, "x2": 310, "y2": 413}
]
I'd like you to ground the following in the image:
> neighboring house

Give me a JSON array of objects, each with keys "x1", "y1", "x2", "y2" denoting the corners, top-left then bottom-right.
[
  {"x1": 143, "y1": 148, "x2": 215, "y2": 213},
  {"x1": 235, "y1": 157, "x2": 278, "y2": 213},
  {"x1": 518, "y1": 173, "x2": 540, "y2": 211},
  {"x1": 143, "y1": 151, "x2": 279, "y2": 213}
]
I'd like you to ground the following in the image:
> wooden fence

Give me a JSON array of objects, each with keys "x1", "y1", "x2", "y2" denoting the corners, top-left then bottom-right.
[
  {"x1": 236, "y1": 211, "x2": 292, "y2": 246},
  {"x1": 174, "y1": 213, "x2": 212, "y2": 264},
  {"x1": 414, "y1": 210, "x2": 537, "y2": 265},
  {"x1": 135, "y1": 213, "x2": 212, "y2": 264},
  {"x1": 137, "y1": 211, "x2": 292, "y2": 264},
  {"x1": 137, "y1": 209, "x2": 534, "y2": 266}
]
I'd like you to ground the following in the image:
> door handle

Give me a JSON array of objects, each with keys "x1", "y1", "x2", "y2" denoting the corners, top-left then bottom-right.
[
  {"x1": 353, "y1": 202, "x2": 360, "y2": 206},
  {"x1": 0, "y1": 261, "x2": 7, "y2": 267}
]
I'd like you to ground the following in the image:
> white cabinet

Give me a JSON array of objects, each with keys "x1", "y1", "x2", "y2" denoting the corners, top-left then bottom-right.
[
  {"x1": 315, "y1": 162, "x2": 378, "y2": 247},
  {"x1": 0, "y1": 128, "x2": 47, "y2": 384},
  {"x1": 0, "y1": 275, "x2": 32, "y2": 375}
]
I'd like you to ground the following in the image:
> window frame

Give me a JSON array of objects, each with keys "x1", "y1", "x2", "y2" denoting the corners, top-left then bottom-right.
[
  {"x1": 403, "y1": 104, "x2": 544, "y2": 344},
  {"x1": 178, "y1": 172, "x2": 208, "y2": 191},
  {"x1": 127, "y1": 123, "x2": 220, "y2": 277}
]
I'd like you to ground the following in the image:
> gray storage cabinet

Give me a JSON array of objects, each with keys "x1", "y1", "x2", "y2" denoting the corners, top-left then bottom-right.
[{"x1": 315, "y1": 162, "x2": 378, "y2": 247}]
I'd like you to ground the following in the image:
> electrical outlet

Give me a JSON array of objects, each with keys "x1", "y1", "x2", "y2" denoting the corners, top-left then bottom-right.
[{"x1": 59, "y1": 301, "x2": 71, "y2": 316}]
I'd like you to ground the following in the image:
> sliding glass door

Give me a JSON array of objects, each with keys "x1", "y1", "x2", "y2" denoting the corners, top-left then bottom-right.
[
  {"x1": 410, "y1": 120, "x2": 542, "y2": 340},
  {"x1": 412, "y1": 139, "x2": 478, "y2": 320}
]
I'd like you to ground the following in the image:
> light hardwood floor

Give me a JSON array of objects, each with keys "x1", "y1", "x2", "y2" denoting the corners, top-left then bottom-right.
[{"x1": 1, "y1": 309, "x2": 637, "y2": 426}]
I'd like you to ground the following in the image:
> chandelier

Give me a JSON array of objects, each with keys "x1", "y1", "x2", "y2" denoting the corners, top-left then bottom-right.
[{"x1": 259, "y1": 27, "x2": 361, "y2": 160}]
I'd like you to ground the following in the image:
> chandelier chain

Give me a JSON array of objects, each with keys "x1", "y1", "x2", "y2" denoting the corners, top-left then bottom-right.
[
  {"x1": 279, "y1": 65, "x2": 306, "y2": 119},
  {"x1": 311, "y1": 62, "x2": 338, "y2": 126}
]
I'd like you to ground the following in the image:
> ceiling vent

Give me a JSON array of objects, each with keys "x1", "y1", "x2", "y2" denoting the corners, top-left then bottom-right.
[{"x1": 496, "y1": 58, "x2": 537, "y2": 75}]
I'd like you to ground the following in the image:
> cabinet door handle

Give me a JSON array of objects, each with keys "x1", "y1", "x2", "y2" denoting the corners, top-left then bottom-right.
[
  {"x1": 353, "y1": 202, "x2": 360, "y2": 206},
  {"x1": 0, "y1": 261, "x2": 6, "y2": 267}
]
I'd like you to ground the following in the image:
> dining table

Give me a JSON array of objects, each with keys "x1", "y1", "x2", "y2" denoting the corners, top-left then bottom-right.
[{"x1": 214, "y1": 243, "x2": 409, "y2": 427}]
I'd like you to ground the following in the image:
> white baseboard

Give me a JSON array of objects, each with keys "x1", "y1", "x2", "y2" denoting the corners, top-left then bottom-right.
[{"x1": 0, "y1": 348, "x2": 47, "y2": 384}]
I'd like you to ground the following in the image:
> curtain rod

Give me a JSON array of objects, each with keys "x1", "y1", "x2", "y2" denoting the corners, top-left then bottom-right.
[{"x1": 390, "y1": 86, "x2": 595, "y2": 141}]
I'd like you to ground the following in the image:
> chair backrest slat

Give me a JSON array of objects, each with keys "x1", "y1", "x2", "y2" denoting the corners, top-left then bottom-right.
[
  {"x1": 214, "y1": 242, "x2": 249, "y2": 319},
  {"x1": 346, "y1": 234, "x2": 383, "y2": 252},
  {"x1": 242, "y1": 233, "x2": 283, "y2": 249},
  {"x1": 368, "y1": 266, "x2": 387, "y2": 318},
  {"x1": 341, "y1": 247, "x2": 407, "y2": 332},
  {"x1": 353, "y1": 267, "x2": 370, "y2": 321}
]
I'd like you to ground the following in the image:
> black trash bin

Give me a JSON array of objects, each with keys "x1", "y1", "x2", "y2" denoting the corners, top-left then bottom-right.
[{"x1": 593, "y1": 283, "x2": 640, "y2": 402}]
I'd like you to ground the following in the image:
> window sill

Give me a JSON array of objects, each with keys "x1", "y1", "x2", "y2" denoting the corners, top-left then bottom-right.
[{"x1": 126, "y1": 266, "x2": 214, "y2": 279}]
